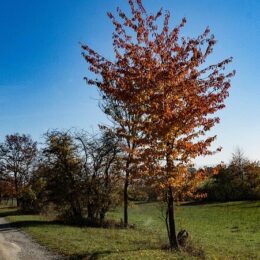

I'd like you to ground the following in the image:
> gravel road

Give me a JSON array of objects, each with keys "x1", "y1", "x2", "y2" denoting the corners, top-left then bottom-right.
[{"x1": 0, "y1": 217, "x2": 62, "y2": 260}]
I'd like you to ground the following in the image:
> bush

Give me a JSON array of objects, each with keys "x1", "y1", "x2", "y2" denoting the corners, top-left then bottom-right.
[{"x1": 19, "y1": 186, "x2": 39, "y2": 213}]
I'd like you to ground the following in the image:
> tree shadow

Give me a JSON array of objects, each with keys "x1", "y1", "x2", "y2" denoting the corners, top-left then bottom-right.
[
  {"x1": 0, "y1": 208, "x2": 64, "y2": 229},
  {"x1": 0, "y1": 222, "x2": 19, "y2": 233},
  {"x1": 180, "y1": 201, "x2": 216, "y2": 207},
  {"x1": 180, "y1": 200, "x2": 259, "y2": 208},
  {"x1": 8, "y1": 219, "x2": 64, "y2": 229},
  {"x1": 68, "y1": 247, "x2": 161, "y2": 260},
  {"x1": 134, "y1": 201, "x2": 155, "y2": 205},
  {"x1": 68, "y1": 250, "x2": 112, "y2": 260},
  {"x1": 0, "y1": 208, "x2": 20, "y2": 218},
  {"x1": 205, "y1": 201, "x2": 259, "y2": 208}
]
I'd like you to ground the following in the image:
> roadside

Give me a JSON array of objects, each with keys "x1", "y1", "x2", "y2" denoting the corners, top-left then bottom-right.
[{"x1": 0, "y1": 217, "x2": 62, "y2": 260}]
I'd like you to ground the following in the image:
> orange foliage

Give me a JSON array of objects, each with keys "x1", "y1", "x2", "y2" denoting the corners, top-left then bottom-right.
[{"x1": 82, "y1": 0, "x2": 234, "y2": 200}]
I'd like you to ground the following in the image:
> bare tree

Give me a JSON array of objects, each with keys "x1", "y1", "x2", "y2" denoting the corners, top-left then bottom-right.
[
  {"x1": 231, "y1": 147, "x2": 248, "y2": 180},
  {"x1": 76, "y1": 129, "x2": 122, "y2": 223}
]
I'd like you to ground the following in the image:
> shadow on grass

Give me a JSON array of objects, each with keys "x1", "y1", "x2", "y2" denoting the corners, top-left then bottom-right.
[
  {"x1": 0, "y1": 210, "x2": 133, "y2": 230},
  {"x1": 68, "y1": 250, "x2": 113, "y2": 260},
  {"x1": 8, "y1": 219, "x2": 63, "y2": 229},
  {"x1": 68, "y1": 247, "x2": 162, "y2": 260},
  {"x1": 0, "y1": 208, "x2": 20, "y2": 218},
  {"x1": 180, "y1": 200, "x2": 260, "y2": 208},
  {"x1": 204, "y1": 201, "x2": 260, "y2": 208},
  {"x1": 0, "y1": 222, "x2": 19, "y2": 232},
  {"x1": 0, "y1": 207, "x2": 64, "y2": 229},
  {"x1": 133, "y1": 201, "x2": 157, "y2": 205},
  {"x1": 180, "y1": 201, "x2": 216, "y2": 207}
]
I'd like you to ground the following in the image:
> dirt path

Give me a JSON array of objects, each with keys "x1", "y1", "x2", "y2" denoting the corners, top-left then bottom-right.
[{"x1": 0, "y1": 217, "x2": 62, "y2": 260}]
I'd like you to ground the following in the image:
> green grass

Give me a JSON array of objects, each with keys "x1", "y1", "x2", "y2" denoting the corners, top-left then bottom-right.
[
  {"x1": 1, "y1": 201, "x2": 259, "y2": 259},
  {"x1": 109, "y1": 201, "x2": 260, "y2": 259}
]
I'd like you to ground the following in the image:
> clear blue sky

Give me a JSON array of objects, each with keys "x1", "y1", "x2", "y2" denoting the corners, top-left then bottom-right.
[{"x1": 0, "y1": 0, "x2": 259, "y2": 166}]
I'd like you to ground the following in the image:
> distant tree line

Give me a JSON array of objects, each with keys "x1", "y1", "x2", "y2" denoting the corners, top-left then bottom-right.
[
  {"x1": 198, "y1": 149, "x2": 260, "y2": 202},
  {"x1": 1, "y1": 132, "x2": 259, "y2": 219}
]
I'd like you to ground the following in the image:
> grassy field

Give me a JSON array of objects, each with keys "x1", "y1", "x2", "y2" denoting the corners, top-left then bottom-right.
[{"x1": 0, "y1": 201, "x2": 259, "y2": 259}]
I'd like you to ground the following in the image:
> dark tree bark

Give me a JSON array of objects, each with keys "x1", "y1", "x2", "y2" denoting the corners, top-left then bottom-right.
[
  {"x1": 14, "y1": 172, "x2": 21, "y2": 207},
  {"x1": 87, "y1": 203, "x2": 94, "y2": 220},
  {"x1": 167, "y1": 186, "x2": 179, "y2": 250},
  {"x1": 123, "y1": 169, "x2": 129, "y2": 227}
]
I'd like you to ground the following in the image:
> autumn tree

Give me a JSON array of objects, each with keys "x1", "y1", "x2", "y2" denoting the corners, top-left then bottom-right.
[
  {"x1": 82, "y1": 0, "x2": 234, "y2": 249},
  {"x1": 0, "y1": 134, "x2": 37, "y2": 206}
]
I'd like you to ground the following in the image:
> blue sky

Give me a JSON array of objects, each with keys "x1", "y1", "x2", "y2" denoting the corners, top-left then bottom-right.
[{"x1": 0, "y1": 0, "x2": 259, "y2": 166}]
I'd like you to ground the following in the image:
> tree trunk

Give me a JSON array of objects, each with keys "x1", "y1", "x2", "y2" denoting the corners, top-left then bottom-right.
[
  {"x1": 70, "y1": 198, "x2": 82, "y2": 221},
  {"x1": 100, "y1": 208, "x2": 106, "y2": 224},
  {"x1": 167, "y1": 186, "x2": 179, "y2": 250},
  {"x1": 124, "y1": 170, "x2": 129, "y2": 227},
  {"x1": 14, "y1": 172, "x2": 20, "y2": 207},
  {"x1": 87, "y1": 203, "x2": 94, "y2": 221}
]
